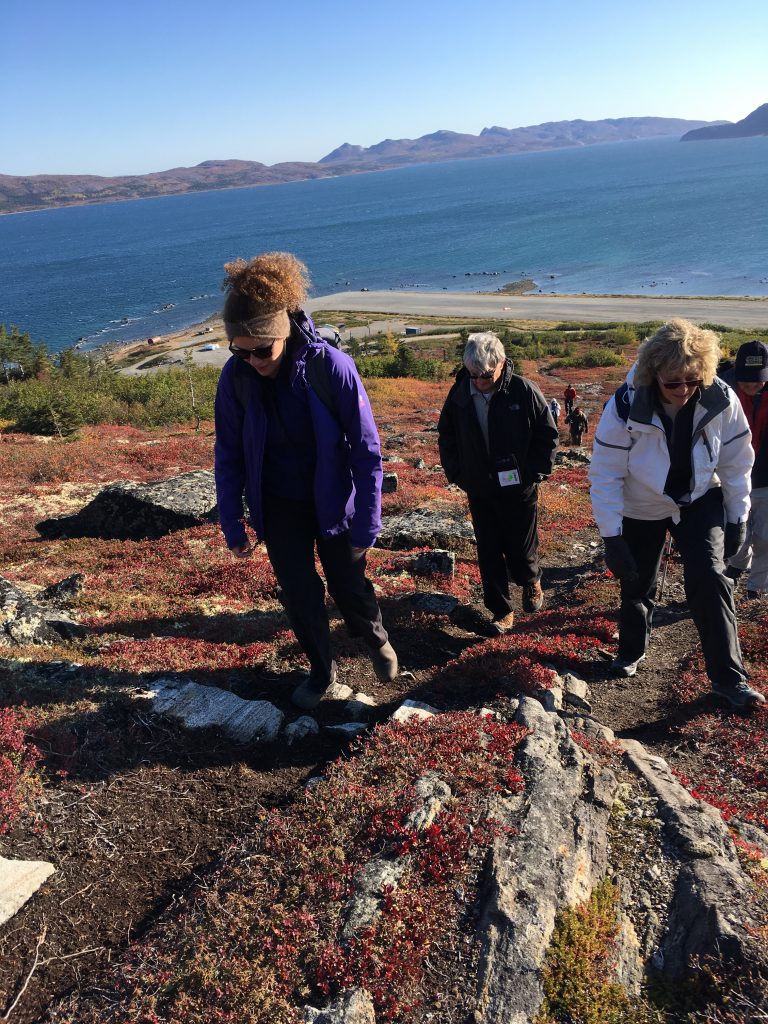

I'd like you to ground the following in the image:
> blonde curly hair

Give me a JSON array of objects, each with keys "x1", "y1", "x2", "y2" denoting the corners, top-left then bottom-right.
[
  {"x1": 634, "y1": 319, "x2": 722, "y2": 388},
  {"x1": 222, "y1": 252, "x2": 310, "y2": 324}
]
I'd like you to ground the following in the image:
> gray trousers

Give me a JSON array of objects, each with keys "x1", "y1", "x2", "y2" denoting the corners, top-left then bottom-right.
[
  {"x1": 618, "y1": 487, "x2": 746, "y2": 689},
  {"x1": 728, "y1": 486, "x2": 768, "y2": 593}
]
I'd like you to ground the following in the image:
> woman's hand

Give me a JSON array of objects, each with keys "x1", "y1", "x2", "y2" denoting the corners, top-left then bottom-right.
[
  {"x1": 231, "y1": 541, "x2": 254, "y2": 559},
  {"x1": 350, "y1": 545, "x2": 369, "y2": 562}
]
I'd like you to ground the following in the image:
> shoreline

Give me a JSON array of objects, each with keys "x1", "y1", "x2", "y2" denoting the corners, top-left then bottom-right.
[{"x1": 107, "y1": 289, "x2": 768, "y2": 372}]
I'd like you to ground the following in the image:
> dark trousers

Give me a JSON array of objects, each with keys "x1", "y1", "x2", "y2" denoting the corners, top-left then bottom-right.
[
  {"x1": 565, "y1": 398, "x2": 574, "y2": 416},
  {"x1": 619, "y1": 487, "x2": 746, "y2": 688},
  {"x1": 262, "y1": 494, "x2": 388, "y2": 685},
  {"x1": 468, "y1": 485, "x2": 541, "y2": 617}
]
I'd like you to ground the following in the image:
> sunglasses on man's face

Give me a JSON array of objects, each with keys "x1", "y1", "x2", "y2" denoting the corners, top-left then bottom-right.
[
  {"x1": 229, "y1": 340, "x2": 277, "y2": 361},
  {"x1": 469, "y1": 370, "x2": 496, "y2": 381},
  {"x1": 659, "y1": 378, "x2": 703, "y2": 392}
]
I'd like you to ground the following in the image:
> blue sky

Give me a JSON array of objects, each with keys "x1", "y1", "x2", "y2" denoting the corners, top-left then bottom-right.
[{"x1": 4, "y1": 0, "x2": 767, "y2": 176}]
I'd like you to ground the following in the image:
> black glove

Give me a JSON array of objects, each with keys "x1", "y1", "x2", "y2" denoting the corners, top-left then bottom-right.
[
  {"x1": 724, "y1": 521, "x2": 747, "y2": 560},
  {"x1": 603, "y1": 535, "x2": 640, "y2": 584}
]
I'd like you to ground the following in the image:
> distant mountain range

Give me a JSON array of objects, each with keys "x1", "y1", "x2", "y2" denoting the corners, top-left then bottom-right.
[
  {"x1": 682, "y1": 102, "x2": 768, "y2": 140},
  {"x1": 0, "y1": 114, "x2": 736, "y2": 215}
]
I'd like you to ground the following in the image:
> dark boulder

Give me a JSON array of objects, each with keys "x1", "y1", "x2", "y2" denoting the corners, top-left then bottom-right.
[
  {"x1": 0, "y1": 577, "x2": 67, "y2": 646},
  {"x1": 38, "y1": 573, "x2": 85, "y2": 605},
  {"x1": 36, "y1": 470, "x2": 217, "y2": 541}
]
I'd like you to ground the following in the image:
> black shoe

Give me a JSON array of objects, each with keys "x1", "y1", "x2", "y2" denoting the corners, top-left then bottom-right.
[
  {"x1": 746, "y1": 590, "x2": 766, "y2": 601},
  {"x1": 292, "y1": 661, "x2": 338, "y2": 711},
  {"x1": 711, "y1": 679, "x2": 766, "y2": 710},
  {"x1": 610, "y1": 654, "x2": 646, "y2": 678}
]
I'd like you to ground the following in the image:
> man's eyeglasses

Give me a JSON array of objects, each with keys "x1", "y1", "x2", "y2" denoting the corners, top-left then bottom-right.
[
  {"x1": 229, "y1": 340, "x2": 277, "y2": 361},
  {"x1": 659, "y1": 378, "x2": 703, "y2": 392},
  {"x1": 469, "y1": 370, "x2": 496, "y2": 381}
]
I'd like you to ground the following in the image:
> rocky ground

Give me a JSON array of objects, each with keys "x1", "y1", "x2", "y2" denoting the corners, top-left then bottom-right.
[{"x1": 0, "y1": 370, "x2": 766, "y2": 1023}]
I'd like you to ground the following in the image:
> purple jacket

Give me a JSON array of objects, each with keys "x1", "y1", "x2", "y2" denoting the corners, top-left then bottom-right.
[{"x1": 214, "y1": 313, "x2": 383, "y2": 550}]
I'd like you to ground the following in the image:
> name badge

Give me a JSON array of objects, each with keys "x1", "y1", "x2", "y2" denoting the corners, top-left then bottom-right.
[{"x1": 498, "y1": 467, "x2": 521, "y2": 487}]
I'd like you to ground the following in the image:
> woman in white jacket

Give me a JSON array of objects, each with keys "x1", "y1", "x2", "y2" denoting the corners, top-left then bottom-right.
[{"x1": 589, "y1": 319, "x2": 763, "y2": 710}]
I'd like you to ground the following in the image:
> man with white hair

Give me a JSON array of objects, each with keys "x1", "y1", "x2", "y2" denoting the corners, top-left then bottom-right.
[{"x1": 438, "y1": 332, "x2": 558, "y2": 633}]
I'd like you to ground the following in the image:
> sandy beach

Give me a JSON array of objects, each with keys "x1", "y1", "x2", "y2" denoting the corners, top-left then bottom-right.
[
  {"x1": 305, "y1": 290, "x2": 768, "y2": 330},
  {"x1": 112, "y1": 290, "x2": 768, "y2": 372}
]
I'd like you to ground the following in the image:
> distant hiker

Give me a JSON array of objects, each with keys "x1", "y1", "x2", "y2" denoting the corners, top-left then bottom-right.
[
  {"x1": 719, "y1": 339, "x2": 768, "y2": 599},
  {"x1": 438, "y1": 332, "x2": 558, "y2": 633},
  {"x1": 589, "y1": 319, "x2": 763, "y2": 710},
  {"x1": 214, "y1": 252, "x2": 398, "y2": 709},
  {"x1": 548, "y1": 397, "x2": 561, "y2": 426},
  {"x1": 564, "y1": 384, "x2": 577, "y2": 417},
  {"x1": 568, "y1": 406, "x2": 588, "y2": 446}
]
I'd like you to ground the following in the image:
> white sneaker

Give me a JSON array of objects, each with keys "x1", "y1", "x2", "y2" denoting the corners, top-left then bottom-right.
[{"x1": 611, "y1": 654, "x2": 646, "y2": 678}]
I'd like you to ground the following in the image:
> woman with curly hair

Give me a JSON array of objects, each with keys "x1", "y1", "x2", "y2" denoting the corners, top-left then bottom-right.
[
  {"x1": 214, "y1": 252, "x2": 397, "y2": 709},
  {"x1": 589, "y1": 319, "x2": 763, "y2": 710}
]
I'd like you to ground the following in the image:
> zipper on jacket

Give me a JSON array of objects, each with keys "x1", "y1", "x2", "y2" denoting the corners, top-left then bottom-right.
[{"x1": 699, "y1": 429, "x2": 714, "y2": 461}]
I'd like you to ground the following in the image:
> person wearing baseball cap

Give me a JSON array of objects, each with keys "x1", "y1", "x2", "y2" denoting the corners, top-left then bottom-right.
[{"x1": 721, "y1": 340, "x2": 768, "y2": 599}]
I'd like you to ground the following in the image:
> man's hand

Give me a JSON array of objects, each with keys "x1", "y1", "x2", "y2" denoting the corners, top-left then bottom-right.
[
  {"x1": 603, "y1": 535, "x2": 640, "y2": 584},
  {"x1": 231, "y1": 541, "x2": 254, "y2": 559},
  {"x1": 724, "y1": 521, "x2": 747, "y2": 560}
]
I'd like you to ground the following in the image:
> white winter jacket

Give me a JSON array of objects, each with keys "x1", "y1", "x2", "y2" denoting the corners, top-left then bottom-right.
[{"x1": 589, "y1": 366, "x2": 753, "y2": 538}]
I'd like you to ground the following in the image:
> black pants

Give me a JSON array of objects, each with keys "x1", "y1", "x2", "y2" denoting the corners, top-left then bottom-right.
[
  {"x1": 618, "y1": 487, "x2": 746, "y2": 688},
  {"x1": 262, "y1": 494, "x2": 388, "y2": 685},
  {"x1": 565, "y1": 398, "x2": 574, "y2": 416},
  {"x1": 468, "y1": 485, "x2": 541, "y2": 618}
]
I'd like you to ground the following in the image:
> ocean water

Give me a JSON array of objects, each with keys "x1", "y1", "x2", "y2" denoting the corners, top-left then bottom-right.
[{"x1": 1, "y1": 135, "x2": 767, "y2": 352}]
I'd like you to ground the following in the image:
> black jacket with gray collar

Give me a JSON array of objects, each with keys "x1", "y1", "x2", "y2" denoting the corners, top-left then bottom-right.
[{"x1": 437, "y1": 360, "x2": 558, "y2": 497}]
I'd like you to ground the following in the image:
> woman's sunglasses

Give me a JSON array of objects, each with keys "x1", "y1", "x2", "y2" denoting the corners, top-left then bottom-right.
[
  {"x1": 659, "y1": 378, "x2": 703, "y2": 392},
  {"x1": 229, "y1": 340, "x2": 277, "y2": 361}
]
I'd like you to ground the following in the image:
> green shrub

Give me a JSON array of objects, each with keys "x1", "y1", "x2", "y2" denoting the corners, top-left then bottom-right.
[{"x1": 551, "y1": 348, "x2": 625, "y2": 369}]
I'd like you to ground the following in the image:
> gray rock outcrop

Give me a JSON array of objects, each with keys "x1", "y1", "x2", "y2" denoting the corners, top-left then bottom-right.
[
  {"x1": 0, "y1": 577, "x2": 68, "y2": 646},
  {"x1": 36, "y1": 470, "x2": 218, "y2": 541},
  {"x1": 474, "y1": 696, "x2": 619, "y2": 1023},
  {"x1": 149, "y1": 679, "x2": 284, "y2": 744},
  {"x1": 377, "y1": 508, "x2": 475, "y2": 552}
]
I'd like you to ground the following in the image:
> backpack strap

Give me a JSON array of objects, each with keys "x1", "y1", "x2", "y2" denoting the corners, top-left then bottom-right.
[
  {"x1": 304, "y1": 346, "x2": 338, "y2": 424},
  {"x1": 613, "y1": 382, "x2": 632, "y2": 423}
]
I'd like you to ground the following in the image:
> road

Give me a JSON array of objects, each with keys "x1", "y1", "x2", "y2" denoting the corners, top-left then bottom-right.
[{"x1": 305, "y1": 291, "x2": 768, "y2": 330}]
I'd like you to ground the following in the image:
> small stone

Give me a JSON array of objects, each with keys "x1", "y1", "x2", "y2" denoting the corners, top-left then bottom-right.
[
  {"x1": 284, "y1": 716, "x2": 320, "y2": 744},
  {"x1": 382, "y1": 473, "x2": 398, "y2": 493},
  {"x1": 326, "y1": 722, "x2": 368, "y2": 738},
  {"x1": 391, "y1": 699, "x2": 440, "y2": 723}
]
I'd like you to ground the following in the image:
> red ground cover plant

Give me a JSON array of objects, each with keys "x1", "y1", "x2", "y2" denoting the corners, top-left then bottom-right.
[
  {"x1": 671, "y1": 609, "x2": 768, "y2": 828},
  {"x1": 52, "y1": 710, "x2": 528, "y2": 1024},
  {"x1": 101, "y1": 637, "x2": 273, "y2": 674},
  {"x1": 435, "y1": 608, "x2": 618, "y2": 696},
  {"x1": 0, "y1": 706, "x2": 43, "y2": 834},
  {"x1": 538, "y1": 467, "x2": 594, "y2": 549}
]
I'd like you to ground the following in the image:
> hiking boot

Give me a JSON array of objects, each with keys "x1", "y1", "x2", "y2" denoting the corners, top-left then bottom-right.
[
  {"x1": 746, "y1": 590, "x2": 766, "y2": 601},
  {"x1": 291, "y1": 661, "x2": 338, "y2": 711},
  {"x1": 491, "y1": 611, "x2": 515, "y2": 635},
  {"x1": 522, "y1": 579, "x2": 544, "y2": 613},
  {"x1": 369, "y1": 641, "x2": 398, "y2": 682},
  {"x1": 712, "y1": 679, "x2": 766, "y2": 710},
  {"x1": 610, "y1": 654, "x2": 646, "y2": 678}
]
